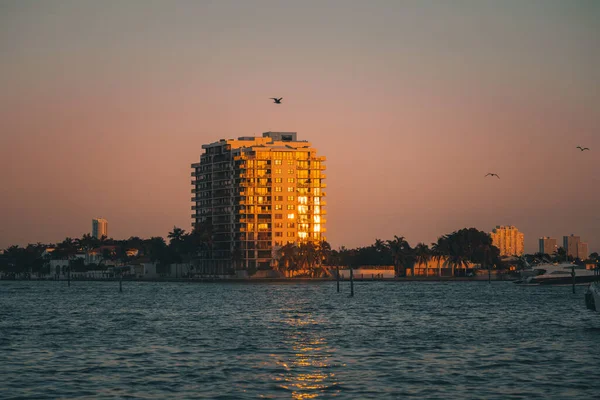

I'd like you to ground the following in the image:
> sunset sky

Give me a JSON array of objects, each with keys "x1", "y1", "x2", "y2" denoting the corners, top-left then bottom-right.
[{"x1": 1, "y1": 0, "x2": 599, "y2": 253}]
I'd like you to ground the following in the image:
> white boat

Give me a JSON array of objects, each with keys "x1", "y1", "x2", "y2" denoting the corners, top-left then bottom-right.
[
  {"x1": 585, "y1": 281, "x2": 600, "y2": 311},
  {"x1": 514, "y1": 263, "x2": 598, "y2": 285}
]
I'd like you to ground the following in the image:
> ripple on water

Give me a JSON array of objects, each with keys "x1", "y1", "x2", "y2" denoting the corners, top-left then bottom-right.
[{"x1": 1, "y1": 281, "x2": 599, "y2": 399}]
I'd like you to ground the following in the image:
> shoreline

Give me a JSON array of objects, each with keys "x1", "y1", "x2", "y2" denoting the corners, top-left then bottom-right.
[{"x1": 1, "y1": 276, "x2": 512, "y2": 283}]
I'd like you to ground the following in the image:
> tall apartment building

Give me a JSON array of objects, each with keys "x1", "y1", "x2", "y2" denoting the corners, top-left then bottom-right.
[
  {"x1": 490, "y1": 225, "x2": 525, "y2": 256},
  {"x1": 578, "y1": 242, "x2": 589, "y2": 260},
  {"x1": 191, "y1": 132, "x2": 326, "y2": 272},
  {"x1": 563, "y1": 234, "x2": 580, "y2": 259},
  {"x1": 92, "y1": 218, "x2": 108, "y2": 239},
  {"x1": 538, "y1": 237, "x2": 557, "y2": 255},
  {"x1": 563, "y1": 234, "x2": 589, "y2": 260}
]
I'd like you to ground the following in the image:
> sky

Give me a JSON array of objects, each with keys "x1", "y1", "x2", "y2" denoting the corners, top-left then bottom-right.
[{"x1": 1, "y1": 0, "x2": 599, "y2": 253}]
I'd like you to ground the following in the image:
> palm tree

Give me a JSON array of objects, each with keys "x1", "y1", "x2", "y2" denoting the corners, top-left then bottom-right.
[
  {"x1": 414, "y1": 243, "x2": 431, "y2": 277},
  {"x1": 373, "y1": 238, "x2": 387, "y2": 266},
  {"x1": 168, "y1": 226, "x2": 186, "y2": 245},
  {"x1": 386, "y1": 235, "x2": 411, "y2": 277},
  {"x1": 296, "y1": 242, "x2": 318, "y2": 276},
  {"x1": 317, "y1": 241, "x2": 332, "y2": 275},
  {"x1": 431, "y1": 238, "x2": 448, "y2": 277},
  {"x1": 444, "y1": 235, "x2": 470, "y2": 277},
  {"x1": 278, "y1": 243, "x2": 297, "y2": 277}
]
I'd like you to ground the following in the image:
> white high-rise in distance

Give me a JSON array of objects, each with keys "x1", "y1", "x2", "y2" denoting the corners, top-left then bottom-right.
[{"x1": 92, "y1": 218, "x2": 108, "y2": 239}]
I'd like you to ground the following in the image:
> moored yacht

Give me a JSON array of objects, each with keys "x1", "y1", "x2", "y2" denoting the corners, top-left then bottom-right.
[
  {"x1": 515, "y1": 263, "x2": 598, "y2": 285},
  {"x1": 585, "y1": 282, "x2": 600, "y2": 312}
]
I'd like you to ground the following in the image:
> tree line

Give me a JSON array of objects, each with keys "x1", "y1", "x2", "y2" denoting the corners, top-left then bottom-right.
[{"x1": 1, "y1": 226, "x2": 596, "y2": 278}]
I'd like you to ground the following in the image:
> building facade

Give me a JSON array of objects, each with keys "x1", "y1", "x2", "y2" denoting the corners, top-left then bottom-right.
[
  {"x1": 578, "y1": 242, "x2": 589, "y2": 260},
  {"x1": 563, "y1": 234, "x2": 589, "y2": 260},
  {"x1": 191, "y1": 132, "x2": 326, "y2": 272},
  {"x1": 539, "y1": 237, "x2": 557, "y2": 256},
  {"x1": 563, "y1": 234, "x2": 580, "y2": 259},
  {"x1": 92, "y1": 218, "x2": 108, "y2": 239},
  {"x1": 490, "y1": 225, "x2": 524, "y2": 256}
]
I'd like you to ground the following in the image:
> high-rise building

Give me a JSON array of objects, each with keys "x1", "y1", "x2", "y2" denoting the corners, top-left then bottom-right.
[
  {"x1": 490, "y1": 225, "x2": 525, "y2": 256},
  {"x1": 578, "y1": 242, "x2": 589, "y2": 260},
  {"x1": 539, "y1": 237, "x2": 557, "y2": 255},
  {"x1": 191, "y1": 132, "x2": 326, "y2": 272},
  {"x1": 563, "y1": 234, "x2": 580, "y2": 259},
  {"x1": 562, "y1": 234, "x2": 589, "y2": 260},
  {"x1": 92, "y1": 218, "x2": 108, "y2": 239}
]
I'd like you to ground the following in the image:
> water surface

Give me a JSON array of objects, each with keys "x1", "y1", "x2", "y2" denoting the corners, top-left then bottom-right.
[{"x1": 1, "y1": 281, "x2": 599, "y2": 399}]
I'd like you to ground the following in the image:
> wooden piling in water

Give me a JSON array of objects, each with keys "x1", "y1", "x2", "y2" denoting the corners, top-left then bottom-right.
[
  {"x1": 350, "y1": 268, "x2": 354, "y2": 297},
  {"x1": 336, "y1": 266, "x2": 340, "y2": 293},
  {"x1": 571, "y1": 266, "x2": 575, "y2": 294},
  {"x1": 119, "y1": 273, "x2": 123, "y2": 293},
  {"x1": 68, "y1": 268, "x2": 71, "y2": 287}
]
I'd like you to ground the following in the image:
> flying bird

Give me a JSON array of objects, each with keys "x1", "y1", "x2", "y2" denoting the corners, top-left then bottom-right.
[
  {"x1": 485, "y1": 173, "x2": 500, "y2": 179},
  {"x1": 576, "y1": 146, "x2": 590, "y2": 151},
  {"x1": 270, "y1": 97, "x2": 283, "y2": 104}
]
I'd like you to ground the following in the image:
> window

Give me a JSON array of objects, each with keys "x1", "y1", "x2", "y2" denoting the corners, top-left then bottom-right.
[
  {"x1": 274, "y1": 159, "x2": 282, "y2": 165},
  {"x1": 275, "y1": 214, "x2": 283, "y2": 219},
  {"x1": 275, "y1": 187, "x2": 282, "y2": 192},
  {"x1": 287, "y1": 213, "x2": 295, "y2": 219},
  {"x1": 275, "y1": 204, "x2": 283, "y2": 210},
  {"x1": 275, "y1": 222, "x2": 283, "y2": 228},
  {"x1": 287, "y1": 169, "x2": 294, "y2": 174},
  {"x1": 275, "y1": 232, "x2": 283, "y2": 237},
  {"x1": 287, "y1": 178, "x2": 295, "y2": 183},
  {"x1": 287, "y1": 222, "x2": 295, "y2": 228},
  {"x1": 287, "y1": 232, "x2": 295, "y2": 237},
  {"x1": 275, "y1": 178, "x2": 282, "y2": 183},
  {"x1": 288, "y1": 160, "x2": 294, "y2": 165},
  {"x1": 287, "y1": 196, "x2": 294, "y2": 201},
  {"x1": 287, "y1": 204, "x2": 295, "y2": 210},
  {"x1": 287, "y1": 187, "x2": 294, "y2": 192},
  {"x1": 275, "y1": 169, "x2": 282, "y2": 174},
  {"x1": 275, "y1": 196, "x2": 283, "y2": 201}
]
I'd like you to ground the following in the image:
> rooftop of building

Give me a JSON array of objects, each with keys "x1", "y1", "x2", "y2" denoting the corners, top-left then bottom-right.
[{"x1": 201, "y1": 132, "x2": 311, "y2": 149}]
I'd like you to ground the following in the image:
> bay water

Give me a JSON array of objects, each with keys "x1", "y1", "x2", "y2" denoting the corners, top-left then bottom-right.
[{"x1": 1, "y1": 281, "x2": 599, "y2": 399}]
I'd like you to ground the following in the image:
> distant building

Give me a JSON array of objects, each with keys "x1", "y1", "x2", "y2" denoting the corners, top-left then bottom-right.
[
  {"x1": 490, "y1": 225, "x2": 524, "y2": 256},
  {"x1": 539, "y1": 237, "x2": 557, "y2": 255},
  {"x1": 578, "y1": 242, "x2": 589, "y2": 260},
  {"x1": 563, "y1": 234, "x2": 588, "y2": 260},
  {"x1": 563, "y1": 234, "x2": 580, "y2": 258},
  {"x1": 92, "y1": 218, "x2": 108, "y2": 239}
]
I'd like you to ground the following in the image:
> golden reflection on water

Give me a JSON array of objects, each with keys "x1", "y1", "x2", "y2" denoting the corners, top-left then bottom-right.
[{"x1": 272, "y1": 313, "x2": 340, "y2": 399}]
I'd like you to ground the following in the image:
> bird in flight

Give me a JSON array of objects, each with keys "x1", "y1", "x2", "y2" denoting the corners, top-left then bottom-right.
[
  {"x1": 576, "y1": 146, "x2": 590, "y2": 151},
  {"x1": 270, "y1": 97, "x2": 283, "y2": 104},
  {"x1": 485, "y1": 173, "x2": 500, "y2": 179}
]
